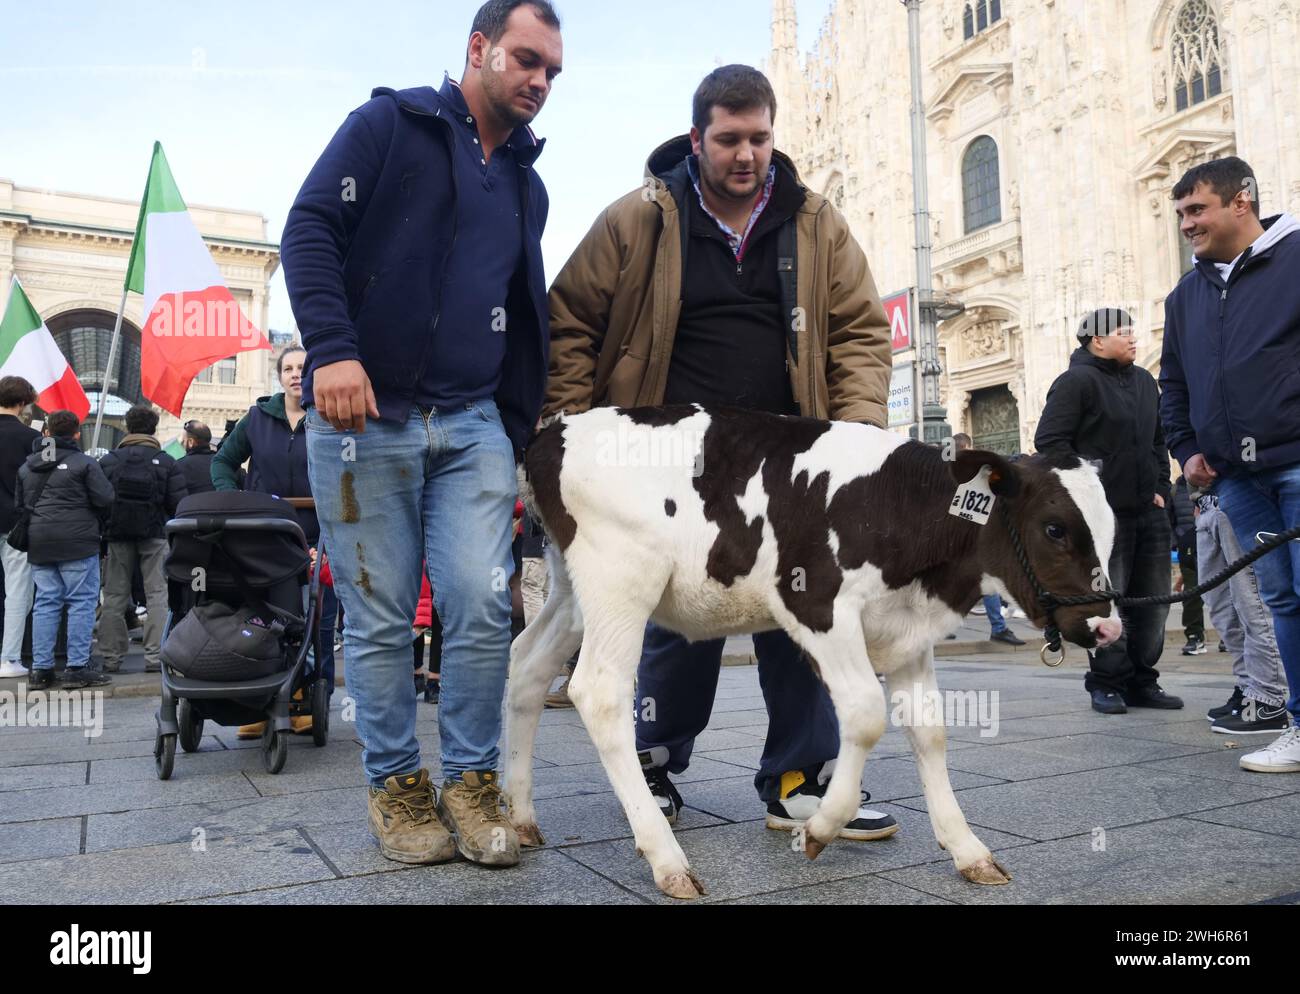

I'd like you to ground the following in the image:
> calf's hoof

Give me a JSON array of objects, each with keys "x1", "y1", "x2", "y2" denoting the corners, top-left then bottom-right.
[
  {"x1": 514, "y1": 823, "x2": 546, "y2": 848},
  {"x1": 657, "y1": 868, "x2": 707, "y2": 900},
  {"x1": 959, "y1": 855, "x2": 1012, "y2": 885},
  {"x1": 803, "y1": 830, "x2": 829, "y2": 860}
]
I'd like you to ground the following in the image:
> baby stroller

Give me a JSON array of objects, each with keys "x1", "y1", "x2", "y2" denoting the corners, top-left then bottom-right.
[{"x1": 153, "y1": 491, "x2": 330, "y2": 779}]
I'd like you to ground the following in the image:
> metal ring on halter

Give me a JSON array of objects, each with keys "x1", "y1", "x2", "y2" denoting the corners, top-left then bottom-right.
[{"x1": 1040, "y1": 642, "x2": 1065, "y2": 667}]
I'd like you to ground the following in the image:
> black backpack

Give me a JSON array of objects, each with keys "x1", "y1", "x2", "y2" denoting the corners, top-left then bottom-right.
[{"x1": 110, "y1": 452, "x2": 162, "y2": 540}]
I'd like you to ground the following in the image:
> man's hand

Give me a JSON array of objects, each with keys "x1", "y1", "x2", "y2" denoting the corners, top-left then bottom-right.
[
  {"x1": 313, "y1": 359, "x2": 379, "y2": 432},
  {"x1": 1174, "y1": 573, "x2": 1184, "y2": 593},
  {"x1": 1184, "y1": 452, "x2": 1218, "y2": 489},
  {"x1": 1153, "y1": 493, "x2": 1166, "y2": 509}
]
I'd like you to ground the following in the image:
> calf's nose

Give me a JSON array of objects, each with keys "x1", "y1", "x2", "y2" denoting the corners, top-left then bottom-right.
[{"x1": 1090, "y1": 617, "x2": 1122, "y2": 647}]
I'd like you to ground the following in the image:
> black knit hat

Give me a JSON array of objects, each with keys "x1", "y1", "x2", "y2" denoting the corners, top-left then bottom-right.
[{"x1": 1077, "y1": 308, "x2": 1134, "y2": 344}]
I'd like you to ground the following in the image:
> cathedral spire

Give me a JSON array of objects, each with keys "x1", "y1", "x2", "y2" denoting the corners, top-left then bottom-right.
[{"x1": 772, "y1": 0, "x2": 798, "y2": 55}]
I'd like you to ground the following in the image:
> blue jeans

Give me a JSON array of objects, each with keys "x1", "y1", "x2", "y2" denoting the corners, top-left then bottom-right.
[
  {"x1": 306, "y1": 401, "x2": 516, "y2": 786},
  {"x1": 983, "y1": 594, "x2": 1007, "y2": 634},
  {"x1": 635, "y1": 624, "x2": 840, "y2": 803},
  {"x1": 31, "y1": 555, "x2": 100, "y2": 671},
  {"x1": 1217, "y1": 463, "x2": 1300, "y2": 722}
]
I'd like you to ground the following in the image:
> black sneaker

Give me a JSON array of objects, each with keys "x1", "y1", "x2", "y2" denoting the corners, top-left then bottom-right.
[
  {"x1": 28, "y1": 668, "x2": 56, "y2": 690},
  {"x1": 1124, "y1": 685, "x2": 1184, "y2": 709},
  {"x1": 1090, "y1": 688, "x2": 1128, "y2": 714},
  {"x1": 1207, "y1": 686, "x2": 1244, "y2": 722},
  {"x1": 639, "y1": 752, "x2": 682, "y2": 825},
  {"x1": 60, "y1": 668, "x2": 111, "y2": 689},
  {"x1": 765, "y1": 768, "x2": 899, "y2": 840},
  {"x1": 1218, "y1": 641, "x2": 1227, "y2": 653},
  {"x1": 1182, "y1": 636, "x2": 1208, "y2": 655},
  {"x1": 1212, "y1": 699, "x2": 1291, "y2": 735},
  {"x1": 414, "y1": 672, "x2": 426, "y2": 697},
  {"x1": 990, "y1": 629, "x2": 1026, "y2": 646},
  {"x1": 423, "y1": 679, "x2": 439, "y2": 705}
]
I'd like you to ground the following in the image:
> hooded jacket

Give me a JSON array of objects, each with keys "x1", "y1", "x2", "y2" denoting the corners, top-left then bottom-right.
[
  {"x1": 15, "y1": 437, "x2": 115, "y2": 565},
  {"x1": 280, "y1": 76, "x2": 550, "y2": 457},
  {"x1": 98, "y1": 433, "x2": 188, "y2": 541},
  {"x1": 1160, "y1": 213, "x2": 1300, "y2": 474},
  {"x1": 211, "y1": 393, "x2": 318, "y2": 544},
  {"x1": 1035, "y1": 346, "x2": 1172, "y2": 515},
  {"x1": 544, "y1": 135, "x2": 892, "y2": 426}
]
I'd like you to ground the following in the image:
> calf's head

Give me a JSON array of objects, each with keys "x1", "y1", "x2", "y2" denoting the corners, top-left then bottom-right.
[{"x1": 951, "y1": 450, "x2": 1120, "y2": 650}]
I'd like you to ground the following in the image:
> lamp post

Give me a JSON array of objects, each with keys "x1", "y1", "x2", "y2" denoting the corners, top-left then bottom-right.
[{"x1": 902, "y1": 0, "x2": 956, "y2": 444}]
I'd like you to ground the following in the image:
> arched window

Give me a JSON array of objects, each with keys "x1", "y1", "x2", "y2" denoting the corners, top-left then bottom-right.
[
  {"x1": 962, "y1": 136, "x2": 1002, "y2": 233},
  {"x1": 964, "y1": 0, "x2": 1001, "y2": 40},
  {"x1": 1171, "y1": 0, "x2": 1223, "y2": 112},
  {"x1": 46, "y1": 309, "x2": 147, "y2": 453}
]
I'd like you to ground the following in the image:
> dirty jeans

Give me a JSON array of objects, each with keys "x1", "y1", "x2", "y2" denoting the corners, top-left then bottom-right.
[
  {"x1": 305, "y1": 401, "x2": 516, "y2": 786},
  {"x1": 1217, "y1": 462, "x2": 1300, "y2": 722},
  {"x1": 1196, "y1": 502, "x2": 1286, "y2": 707}
]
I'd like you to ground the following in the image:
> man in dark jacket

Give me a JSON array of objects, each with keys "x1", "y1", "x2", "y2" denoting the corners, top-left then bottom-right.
[
  {"x1": 18, "y1": 410, "x2": 115, "y2": 689},
  {"x1": 280, "y1": 0, "x2": 562, "y2": 869},
  {"x1": 0, "y1": 376, "x2": 41, "y2": 678},
  {"x1": 1160, "y1": 155, "x2": 1300, "y2": 768},
  {"x1": 176, "y1": 420, "x2": 216, "y2": 496},
  {"x1": 1035, "y1": 308, "x2": 1182, "y2": 714},
  {"x1": 97, "y1": 405, "x2": 187, "y2": 673}
]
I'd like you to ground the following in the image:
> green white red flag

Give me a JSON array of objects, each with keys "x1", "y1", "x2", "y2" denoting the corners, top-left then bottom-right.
[
  {"x1": 0, "y1": 277, "x2": 91, "y2": 421},
  {"x1": 124, "y1": 142, "x2": 270, "y2": 415}
]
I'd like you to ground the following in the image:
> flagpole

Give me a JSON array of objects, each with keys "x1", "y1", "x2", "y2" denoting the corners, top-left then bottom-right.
[{"x1": 90, "y1": 285, "x2": 128, "y2": 454}]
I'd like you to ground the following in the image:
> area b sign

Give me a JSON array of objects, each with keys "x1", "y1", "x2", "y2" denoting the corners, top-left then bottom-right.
[{"x1": 883, "y1": 289, "x2": 913, "y2": 353}]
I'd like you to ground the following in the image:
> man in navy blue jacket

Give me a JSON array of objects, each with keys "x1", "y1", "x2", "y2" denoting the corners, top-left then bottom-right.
[
  {"x1": 280, "y1": 0, "x2": 562, "y2": 867},
  {"x1": 1160, "y1": 156, "x2": 1300, "y2": 771}
]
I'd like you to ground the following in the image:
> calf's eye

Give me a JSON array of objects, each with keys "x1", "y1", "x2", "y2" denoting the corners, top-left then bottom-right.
[{"x1": 1045, "y1": 523, "x2": 1067, "y2": 542}]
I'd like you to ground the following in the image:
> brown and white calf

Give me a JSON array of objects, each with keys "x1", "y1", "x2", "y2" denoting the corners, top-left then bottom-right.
[{"x1": 505, "y1": 405, "x2": 1119, "y2": 899}]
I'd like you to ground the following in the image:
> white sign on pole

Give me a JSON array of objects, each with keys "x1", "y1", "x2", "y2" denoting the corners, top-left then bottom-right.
[{"x1": 888, "y1": 362, "x2": 914, "y2": 429}]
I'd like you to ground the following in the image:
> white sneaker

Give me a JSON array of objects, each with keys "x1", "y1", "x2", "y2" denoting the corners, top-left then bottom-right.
[
  {"x1": 0, "y1": 661, "x2": 27, "y2": 679},
  {"x1": 1239, "y1": 725, "x2": 1300, "y2": 773}
]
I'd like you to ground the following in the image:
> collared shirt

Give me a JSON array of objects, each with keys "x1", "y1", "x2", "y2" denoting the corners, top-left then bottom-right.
[
  {"x1": 415, "y1": 77, "x2": 525, "y2": 410},
  {"x1": 686, "y1": 156, "x2": 777, "y2": 262}
]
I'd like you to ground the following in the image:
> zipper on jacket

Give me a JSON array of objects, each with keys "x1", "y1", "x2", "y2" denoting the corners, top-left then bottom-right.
[{"x1": 400, "y1": 106, "x2": 460, "y2": 390}]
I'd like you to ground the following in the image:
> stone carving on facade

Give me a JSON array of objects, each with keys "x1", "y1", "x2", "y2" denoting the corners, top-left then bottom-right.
[
  {"x1": 942, "y1": 5, "x2": 956, "y2": 39},
  {"x1": 962, "y1": 319, "x2": 1006, "y2": 360},
  {"x1": 1153, "y1": 67, "x2": 1168, "y2": 108}
]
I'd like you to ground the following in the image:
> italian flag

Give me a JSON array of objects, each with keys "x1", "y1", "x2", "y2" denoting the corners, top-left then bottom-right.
[
  {"x1": 124, "y1": 142, "x2": 270, "y2": 415},
  {"x1": 0, "y1": 277, "x2": 91, "y2": 421}
]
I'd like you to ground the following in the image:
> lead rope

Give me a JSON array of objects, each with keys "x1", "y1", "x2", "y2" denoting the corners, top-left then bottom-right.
[{"x1": 995, "y1": 502, "x2": 1300, "y2": 667}]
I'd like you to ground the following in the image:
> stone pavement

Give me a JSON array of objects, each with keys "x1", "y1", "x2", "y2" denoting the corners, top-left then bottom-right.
[{"x1": 3, "y1": 629, "x2": 1300, "y2": 905}]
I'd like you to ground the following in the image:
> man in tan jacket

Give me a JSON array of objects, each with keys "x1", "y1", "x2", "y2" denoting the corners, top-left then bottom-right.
[{"x1": 544, "y1": 65, "x2": 896, "y2": 839}]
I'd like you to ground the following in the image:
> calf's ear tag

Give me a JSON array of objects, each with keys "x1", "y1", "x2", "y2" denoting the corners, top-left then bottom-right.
[{"x1": 949, "y1": 465, "x2": 996, "y2": 525}]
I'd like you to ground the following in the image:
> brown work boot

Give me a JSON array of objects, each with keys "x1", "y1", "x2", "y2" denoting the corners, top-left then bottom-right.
[
  {"x1": 437, "y1": 770, "x2": 520, "y2": 867},
  {"x1": 367, "y1": 769, "x2": 456, "y2": 865},
  {"x1": 544, "y1": 667, "x2": 574, "y2": 709}
]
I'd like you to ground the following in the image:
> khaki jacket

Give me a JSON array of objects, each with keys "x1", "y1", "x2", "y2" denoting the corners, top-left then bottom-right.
[{"x1": 545, "y1": 136, "x2": 892, "y2": 426}]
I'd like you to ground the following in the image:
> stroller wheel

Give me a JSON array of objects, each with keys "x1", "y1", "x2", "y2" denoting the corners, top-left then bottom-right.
[
  {"x1": 155, "y1": 732, "x2": 176, "y2": 780},
  {"x1": 262, "y1": 724, "x2": 289, "y2": 774},
  {"x1": 178, "y1": 699, "x2": 204, "y2": 753},
  {"x1": 311, "y1": 678, "x2": 330, "y2": 747}
]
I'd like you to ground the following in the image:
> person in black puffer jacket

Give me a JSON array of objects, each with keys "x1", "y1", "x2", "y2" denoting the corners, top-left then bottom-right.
[
  {"x1": 17, "y1": 410, "x2": 115, "y2": 689},
  {"x1": 176, "y1": 419, "x2": 217, "y2": 496},
  {"x1": 1035, "y1": 308, "x2": 1182, "y2": 715},
  {"x1": 97, "y1": 405, "x2": 187, "y2": 673}
]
